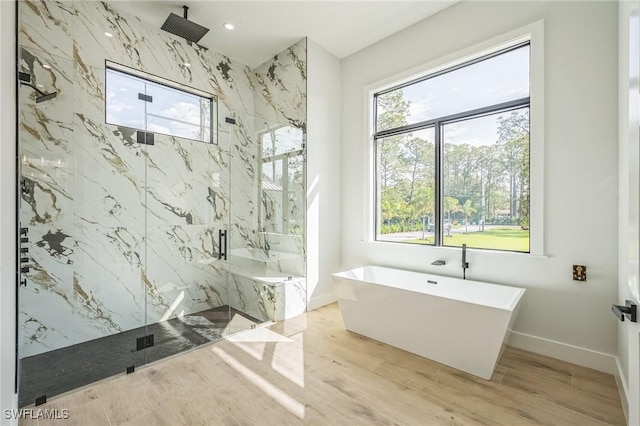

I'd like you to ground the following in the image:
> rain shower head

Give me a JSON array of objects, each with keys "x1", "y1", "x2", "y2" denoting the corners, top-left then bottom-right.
[{"x1": 161, "y1": 6, "x2": 209, "y2": 44}]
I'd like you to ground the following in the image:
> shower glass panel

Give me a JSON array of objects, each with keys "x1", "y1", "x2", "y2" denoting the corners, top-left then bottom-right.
[
  {"x1": 144, "y1": 80, "x2": 213, "y2": 143},
  {"x1": 105, "y1": 69, "x2": 146, "y2": 130},
  {"x1": 143, "y1": 119, "x2": 231, "y2": 363},
  {"x1": 16, "y1": 1, "x2": 305, "y2": 406},
  {"x1": 225, "y1": 111, "x2": 264, "y2": 334},
  {"x1": 260, "y1": 121, "x2": 305, "y2": 238},
  {"x1": 16, "y1": 48, "x2": 232, "y2": 406},
  {"x1": 17, "y1": 46, "x2": 148, "y2": 406},
  {"x1": 226, "y1": 115, "x2": 306, "y2": 327}
]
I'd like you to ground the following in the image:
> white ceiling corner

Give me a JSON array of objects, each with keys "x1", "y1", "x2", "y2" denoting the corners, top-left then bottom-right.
[{"x1": 111, "y1": 0, "x2": 458, "y2": 68}]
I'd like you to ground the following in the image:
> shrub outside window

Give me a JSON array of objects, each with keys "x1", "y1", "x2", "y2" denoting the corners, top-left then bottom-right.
[{"x1": 374, "y1": 42, "x2": 530, "y2": 253}]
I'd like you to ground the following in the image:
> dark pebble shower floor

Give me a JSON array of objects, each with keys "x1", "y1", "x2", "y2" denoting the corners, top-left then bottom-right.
[{"x1": 19, "y1": 306, "x2": 259, "y2": 407}]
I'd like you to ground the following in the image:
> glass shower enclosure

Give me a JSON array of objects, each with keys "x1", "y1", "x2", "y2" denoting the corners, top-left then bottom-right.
[
  {"x1": 16, "y1": 0, "x2": 307, "y2": 407},
  {"x1": 15, "y1": 51, "x2": 262, "y2": 408}
]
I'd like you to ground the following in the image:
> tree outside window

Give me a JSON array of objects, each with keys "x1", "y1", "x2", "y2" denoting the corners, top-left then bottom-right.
[{"x1": 374, "y1": 43, "x2": 530, "y2": 253}]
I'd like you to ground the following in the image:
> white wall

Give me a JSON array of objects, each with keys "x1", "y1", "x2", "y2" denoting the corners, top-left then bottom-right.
[
  {"x1": 0, "y1": 0, "x2": 17, "y2": 423},
  {"x1": 341, "y1": 1, "x2": 619, "y2": 371},
  {"x1": 307, "y1": 39, "x2": 342, "y2": 309}
]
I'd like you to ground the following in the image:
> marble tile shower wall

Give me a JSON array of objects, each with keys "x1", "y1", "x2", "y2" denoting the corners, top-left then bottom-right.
[
  {"x1": 18, "y1": 0, "x2": 306, "y2": 358},
  {"x1": 222, "y1": 40, "x2": 308, "y2": 324},
  {"x1": 252, "y1": 39, "x2": 307, "y2": 274}
]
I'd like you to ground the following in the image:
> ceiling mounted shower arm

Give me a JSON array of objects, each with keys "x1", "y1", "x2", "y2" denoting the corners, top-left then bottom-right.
[{"x1": 183, "y1": 5, "x2": 188, "y2": 19}]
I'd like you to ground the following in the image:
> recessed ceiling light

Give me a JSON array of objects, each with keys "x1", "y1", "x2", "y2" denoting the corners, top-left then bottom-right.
[
  {"x1": 104, "y1": 32, "x2": 114, "y2": 38},
  {"x1": 184, "y1": 62, "x2": 191, "y2": 68},
  {"x1": 42, "y1": 64, "x2": 51, "y2": 70},
  {"x1": 223, "y1": 23, "x2": 234, "y2": 30}
]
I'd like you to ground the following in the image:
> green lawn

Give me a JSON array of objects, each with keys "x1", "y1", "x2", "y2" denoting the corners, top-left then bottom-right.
[{"x1": 403, "y1": 227, "x2": 530, "y2": 252}]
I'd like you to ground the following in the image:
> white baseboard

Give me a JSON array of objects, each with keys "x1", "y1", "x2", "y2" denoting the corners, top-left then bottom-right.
[
  {"x1": 615, "y1": 356, "x2": 630, "y2": 425},
  {"x1": 307, "y1": 291, "x2": 336, "y2": 311},
  {"x1": 508, "y1": 330, "x2": 617, "y2": 374}
]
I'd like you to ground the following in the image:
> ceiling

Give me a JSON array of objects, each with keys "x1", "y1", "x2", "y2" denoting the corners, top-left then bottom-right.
[{"x1": 112, "y1": 1, "x2": 457, "y2": 68}]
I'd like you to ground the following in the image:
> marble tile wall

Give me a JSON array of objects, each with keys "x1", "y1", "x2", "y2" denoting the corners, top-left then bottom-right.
[
  {"x1": 249, "y1": 39, "x2": 307, "y2": 276},
  {"x1": 254, "y1": 40, "x2": 307, "y2": 130},
  {"x1": 228, "y1": 274, "x2": 307, "y2": 323},
  {"x1": 19, "y1": 0, "x2": 307, "y2": 359},
  {"x1": 17, "y1": 0, "x2": 278, "y2": 358},
  {"x1": 223, "y1": 39, "x2": 307, "y2": 320}
]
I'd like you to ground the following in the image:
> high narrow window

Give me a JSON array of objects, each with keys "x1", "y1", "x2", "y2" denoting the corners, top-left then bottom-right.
[
  {"x1": 374, "y1": 42, "x2": 530, "y2": 252},
  {"x1": 105, "y1": 64, "x2": 215, "y2": 144}
]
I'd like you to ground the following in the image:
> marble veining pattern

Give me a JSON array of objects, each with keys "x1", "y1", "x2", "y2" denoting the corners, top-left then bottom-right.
[
  {"x1": 228, "y1": 273, "x2": 306, "y2": 322},
  {"x1": 254, "y1": 39, "x2": 307, "y2": 130},
  {"x1": 18, "y1": 0, "x2": 307, "y2": 360},
  {"x1": 251, "y1": 39, "x2": 307, "y2": 280}
]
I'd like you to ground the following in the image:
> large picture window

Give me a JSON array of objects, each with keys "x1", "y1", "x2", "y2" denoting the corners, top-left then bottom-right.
[{"x1": 374, "y1": 42, "x2": 530, "y2": 252}]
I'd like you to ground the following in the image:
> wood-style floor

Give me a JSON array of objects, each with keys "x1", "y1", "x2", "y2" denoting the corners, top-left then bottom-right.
[{"x1": 21, "y1": 303, "x2": 625, "y2": 426}]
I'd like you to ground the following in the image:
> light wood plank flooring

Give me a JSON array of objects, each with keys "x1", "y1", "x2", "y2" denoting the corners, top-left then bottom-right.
[{"x1": 20, "y1": 303, "x2": 625, "y2": 425}]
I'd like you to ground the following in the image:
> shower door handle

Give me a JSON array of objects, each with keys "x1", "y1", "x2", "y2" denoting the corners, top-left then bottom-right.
[{"x1": 218, "y1": 229, "x2": 227, "y2": 260}]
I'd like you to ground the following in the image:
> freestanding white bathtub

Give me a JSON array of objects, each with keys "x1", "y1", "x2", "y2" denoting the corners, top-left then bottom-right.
[{"x1": 332, "y1": 266, "x2": 525, "y2": 380}]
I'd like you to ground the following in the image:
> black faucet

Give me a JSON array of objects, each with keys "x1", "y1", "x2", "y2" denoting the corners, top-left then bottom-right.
[{"x1": 462, "y1": 244, "x2": 469, "y2": 279}]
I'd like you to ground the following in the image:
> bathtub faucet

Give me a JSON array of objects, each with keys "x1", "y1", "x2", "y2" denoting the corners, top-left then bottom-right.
[{"x1": 462, "y1": 244, "x2": 469, "y2": 279}]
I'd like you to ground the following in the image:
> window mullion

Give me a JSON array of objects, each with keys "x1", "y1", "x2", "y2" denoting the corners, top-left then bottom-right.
[
  {"x1": 374, "y1": 97, "x2": 529, "y2": 140},
  {"x1": 435, "y1": 122, "x2": 443, "y2": 247}
]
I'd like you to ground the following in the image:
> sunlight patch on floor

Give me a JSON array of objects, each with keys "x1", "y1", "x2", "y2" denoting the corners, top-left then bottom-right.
[
  {"x1": 211, "y1": 346, "x2": 306, "y2": 419},
  {"x1": 272, "y1": 332, "x2": 305, "y2": 387},
  {"x1": 227, "y1": 327, "x2": 305, "y2": 387},
  {"x1": 227, "y1": 327, "x2": 293, "y2": 343}
]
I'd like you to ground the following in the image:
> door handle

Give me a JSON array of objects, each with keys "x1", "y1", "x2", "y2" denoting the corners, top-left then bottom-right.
[
  {"x1": 612, "y1": 300, "x2": 637, "y2": 322},
  {"x1": 218, "y1": 229, "x2": 227, "y2": 260}
]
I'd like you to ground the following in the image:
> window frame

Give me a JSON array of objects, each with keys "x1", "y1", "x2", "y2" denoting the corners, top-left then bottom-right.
[
  {"x1": 105, "y1": 60, "x2": 217, "y2": 144},
  {"x1": 363, "y1": 22, "x2": 544, "y2": 256}
]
